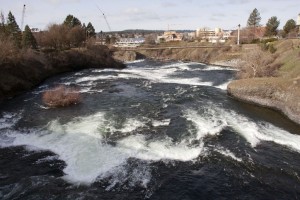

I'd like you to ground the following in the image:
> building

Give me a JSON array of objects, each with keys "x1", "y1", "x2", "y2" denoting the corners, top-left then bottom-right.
[
  {"x1": 188, "y1": 32, "x2": 196, "y2": 39},
  {"x1": 223, "y1": 30, "x2": 233, "y2": 39},
  {"x1": 157, "y1": 31, "x2": 183, "y2": 43},
  {"x1": 31, "y1": 28, "x2": 40, "y2": 32},
  {"x1": 114, "y1": 38, "x2": 145, "y2": 48},
  {"x1": 196, "y1": 28, "x2": 216, "y2": 38},
  {"x1": 196, "y1": 27, "x2": 229, "y2": 43}
]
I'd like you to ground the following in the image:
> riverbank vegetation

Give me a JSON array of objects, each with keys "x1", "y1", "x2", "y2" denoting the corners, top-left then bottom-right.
[
  {"x1": 43, "y1": 85, "x2": 81, "y2": 107},
  {"x1": 227, "y1": 8, "x2": 300, "y2": 124},
  {"x1": 0, "y1": 11, "x2": 124, "y2": 101}
]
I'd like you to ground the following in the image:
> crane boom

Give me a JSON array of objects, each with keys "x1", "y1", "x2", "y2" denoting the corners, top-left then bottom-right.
[
  {"x1": 21, "y1": 4, "x2": 26, "y2": 31},
  {"x1": 96, "y1": 5, "x2": 112, "y2": 32},
  {"x1": 102, "y1": 13, "x2": 112, "y2": 32}
]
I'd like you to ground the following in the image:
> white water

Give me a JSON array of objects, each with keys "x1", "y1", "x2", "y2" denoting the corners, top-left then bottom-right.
[
  {"x1": 1, "y1": 61, "x2": 300, "y2": 188},
  {"x1": 0, "y1": 112, "x2": 202, "y2": 185},
  {"x1": 186, "y1": 103, "x2": 300, "y2": 152},
  {"x1": 75, "y1": 62, "x2": 234, "y2": 91},
  {"x1": 1, "y1": 102, "x2": 300, "y2": 186},
  {"x1": 214, "y1": 146, "x2": 243, "y2": 162}
]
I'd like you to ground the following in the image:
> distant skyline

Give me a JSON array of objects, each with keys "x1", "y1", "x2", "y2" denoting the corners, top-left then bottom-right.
[{"x1": 2, "y1": 0, "x2": 300, "y2": 32}]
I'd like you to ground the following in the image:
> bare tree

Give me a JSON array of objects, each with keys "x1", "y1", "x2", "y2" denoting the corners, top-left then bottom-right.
[
  {"x1": 237, "y1": 49, "x2": 279, "y2": 79},
  {"x1": 40, "y1": 24, "x2": 69, "y2": 50},
  {"x1": 68, "y1": 26, "x2": 85, "y2": 48}
]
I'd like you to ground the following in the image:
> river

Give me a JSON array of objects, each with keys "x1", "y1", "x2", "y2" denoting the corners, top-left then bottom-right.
[{"x1": 0, "y1": 60, "x2": 300, "y2": 199}]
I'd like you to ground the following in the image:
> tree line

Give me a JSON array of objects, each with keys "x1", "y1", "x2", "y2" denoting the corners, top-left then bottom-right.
[
  {"x1": 245, "y1": 8, "x2": 299, "y2": 40},
  {"x1": 0, "y1": 11, "x2": 37, "y2": 49},
  {"x1": 0, "y1": 11, "x2": 97, "y2": 51}
]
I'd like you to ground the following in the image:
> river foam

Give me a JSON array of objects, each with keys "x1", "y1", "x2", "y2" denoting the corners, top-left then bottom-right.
[
  {"x1": 1, "y1": 102, "x2": 299, "y2": 186},
  {"x1": 74, "y1": 61, "x2": 232, "y2": 91},
  {"x1": 188, "y1": 103, "x2": 300, "y2": 152},
  {"x1": 1, "y1": 111, "x2": 202, "y2": 185}
]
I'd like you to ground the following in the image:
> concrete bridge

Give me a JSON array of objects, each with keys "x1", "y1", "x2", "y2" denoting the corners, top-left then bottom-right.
[{"x1": 115, "y1": 45, "x2": 232, "y2": 51}]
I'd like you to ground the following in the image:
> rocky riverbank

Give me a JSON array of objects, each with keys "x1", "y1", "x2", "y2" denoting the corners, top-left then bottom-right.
[
  {"x1": 227, "y1": 39, "x2": 300, "y2": 125},
  {"x1": 113, "y1": 45, "x2": 241, "y2": 65},
  {"x1": 227, "y1": 77, "x2": 300, "y2": 124},
  {"x1": 112, "y1": 40, "x2": 300, "y2": 125},
  {"x1": 0, "y1": 46, "x2": 125, "y2": 101}
]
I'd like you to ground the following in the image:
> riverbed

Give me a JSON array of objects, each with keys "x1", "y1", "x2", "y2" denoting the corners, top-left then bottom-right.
[{"x1": 0, "y1": 60, "x2": 300, "y2": 199}]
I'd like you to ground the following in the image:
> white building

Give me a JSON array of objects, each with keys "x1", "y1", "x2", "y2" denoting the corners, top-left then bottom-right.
[
  {"x1": 196, "y1": 28, "x2": 215, "y2": 38},
  {"x1": 196, "y1": 27, "x2": 229, "y2": 43},
  {"x1": 114, "y1": 38, "x2": 145, "y2": 48},
  {"x1": 31, "y1": 28, "x2": 40, "y2": 32}
]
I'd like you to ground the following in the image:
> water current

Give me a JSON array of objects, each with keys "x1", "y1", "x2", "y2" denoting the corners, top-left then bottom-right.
[{"x1": 1, "y1": 60, "x2": 300, "y2": 199}]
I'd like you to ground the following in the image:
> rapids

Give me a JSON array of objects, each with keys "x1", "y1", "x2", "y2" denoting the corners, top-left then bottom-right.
[{"x1": 0, "y1": 60, "x2": 300, "y2": 199}]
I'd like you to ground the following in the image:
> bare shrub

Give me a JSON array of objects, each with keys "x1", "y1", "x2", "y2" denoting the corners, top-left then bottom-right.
[
  {"x1": 39, "y1": 24, "x2": 70, "y2": 50},
  {"x1": 0, "y1": 34, "x2": 19, "y2": 63},
  {"x1": 221, "y1": 46, "x2": 232, "y2": 52},
  {"x1": 237, "y1": 49, "x2": 278, "y2": 79},
  {"x1": 42, "y1": 85, "x2": 81, "y2": 107},
  {"x1": 67, "y1": 26, "x2": 85, "y2": 48},
  {"x1": 86, "y1": 37, "x2": 96, "y2": 49}
]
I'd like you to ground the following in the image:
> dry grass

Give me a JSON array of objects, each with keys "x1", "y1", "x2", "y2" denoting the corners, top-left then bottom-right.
[
  {"x1": 237, "y1": 49, "x2": 281, "y2": 79},
  {"x1": 42, "y1": 85, "x2": 81, "y2": 107}
]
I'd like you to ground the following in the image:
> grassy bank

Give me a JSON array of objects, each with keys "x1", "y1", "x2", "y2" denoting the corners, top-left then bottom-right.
[{"x1": 228, "y1": 39, "x2": 300, "y2": 124}]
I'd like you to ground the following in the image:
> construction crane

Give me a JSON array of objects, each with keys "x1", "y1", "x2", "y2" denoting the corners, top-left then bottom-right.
[
  {"x1": 96, "y1": 5, "x2": 112, "y2": 32},
  {"x1": 21, "y1": 4, "x2": 26, "y2": 31}
]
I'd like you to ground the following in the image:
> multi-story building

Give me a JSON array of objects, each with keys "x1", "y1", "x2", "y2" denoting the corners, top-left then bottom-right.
[
  {"x1": 196, "y1": 27, "x2": 228, "y2": 43},
  {"x1": 196, "y1": 28, "x2": 216, "y2": 39},
  {"x1": 157, "y1": 31, "x2": 183, "y2": 43}
]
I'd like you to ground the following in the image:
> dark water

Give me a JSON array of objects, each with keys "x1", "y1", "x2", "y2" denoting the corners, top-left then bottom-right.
[{"x1": 1, "y1": 60, "x2": 300, "y2": 200}]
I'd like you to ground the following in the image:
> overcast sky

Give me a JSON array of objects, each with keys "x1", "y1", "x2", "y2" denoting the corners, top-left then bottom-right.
[{"x1": 2, "y1": 0, "x2": 299, "y2": 32}]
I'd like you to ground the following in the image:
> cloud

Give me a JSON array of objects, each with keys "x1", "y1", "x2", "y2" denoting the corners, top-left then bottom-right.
[
  {"x1": 161, "y1": 2, "x2": 177, "y2": 7},
  {"x1": 46, "y1": 0, "x2": 81, "y2": 5},
  {"x1": 124, "y1": 8, "x2": 144, "y2": 15},
  {"x1": 212, "y1": 13, "x2": 226, "y2": 17},
  {"x1": 227, "y1": 0, "x2": 250, "y2": 4},
  {"x1": 122, "y1": 8, "x2": 160, "y2": 21}
]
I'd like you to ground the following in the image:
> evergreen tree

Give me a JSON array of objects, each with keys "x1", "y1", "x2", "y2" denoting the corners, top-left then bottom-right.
[
  {"x1": 283, "y1": 19, "x2": 296, "y2": 35},
  {"x1": 82, "y1": 23, "x2": 86, "y2": 30},
  {"x1": 22, "y1": 25, "x2": 37, "y2": 49},
  {"x1": 247, "y1": 8, "x2": 261, "y2": 27},
  {"x1": 247, "y1": 8, "x2": 262, "y2": 40},
  {"x1": 63, "y1": 14, "x2": 81, "y2": 28},
  {"x1": 86, "y1": 22, "x2": 96, "y2": 37},
  {"x1": 6, "y1": 11, "x2": 22, "y2": 47},
  {"x1": 264, "y1": 16, "x2": 280, "y2": 37},
  {"x1": 0, "y1": 11, "x2": 6, "y2": 35}
]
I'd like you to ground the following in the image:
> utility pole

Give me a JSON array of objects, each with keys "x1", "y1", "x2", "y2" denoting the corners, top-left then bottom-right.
[
  {"x1": 21, "y1": 4, "x2": 26, "y2": 31},
  {"x1": 237, "y1": 24, "x2": 240, "y2": 45}
]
